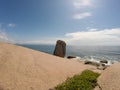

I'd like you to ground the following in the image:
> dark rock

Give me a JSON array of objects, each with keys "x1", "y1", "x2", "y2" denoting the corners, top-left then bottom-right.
[
  {"x1": 84, "y1": 61, "x2": 92, "y2": 64},
  {"x1": 97, "y1": 63, "x2": 106, "y2": 70},
  {"x1": 100, "y1": 60, "x2": 108, "y2": 64},
  {"x1": 67, "y1": 56, "x2": 76, "y2": 59},
  {"x1": 84, "y1": 60, "x2": 107, "y2": 70},
  {"x1": 84, "y1": 61, "x2": 100, "y2": 66},
  {"x1": 53, "y1": 40, "x2": 66, "y2": 58}
]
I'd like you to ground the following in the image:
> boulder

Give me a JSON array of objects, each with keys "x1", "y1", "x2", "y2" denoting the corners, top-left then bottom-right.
[
  {"x1": 67, "y1": 56, "x2": 76, "y2": 59},
  {"x1": 53, "y1": 40, "x2": 66, "y2": 58}
]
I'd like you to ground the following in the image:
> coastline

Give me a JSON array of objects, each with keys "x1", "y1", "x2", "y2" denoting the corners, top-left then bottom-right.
[{"x1": 19, "y1": 44, "x2": 120, "y2": 65}]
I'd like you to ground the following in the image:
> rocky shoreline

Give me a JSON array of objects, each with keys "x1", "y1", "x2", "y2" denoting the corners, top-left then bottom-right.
[
  {"x1": 52, "y1": 40, "x2": 120, "y2": 90},
  {"x1": 66, "y1": 56, "x2": 118, "y2": 72},
  {"x1": 53, "y1": 40, "x2": 115, "y2": 71},
  {"x1": 66, "y1": 56, "x2": 120, "y2": 90}
]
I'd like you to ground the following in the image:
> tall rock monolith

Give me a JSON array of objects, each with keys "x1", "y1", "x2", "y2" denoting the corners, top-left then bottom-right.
[{"x1": 53, "y1": 40, "x2": 66, "y2": 58}]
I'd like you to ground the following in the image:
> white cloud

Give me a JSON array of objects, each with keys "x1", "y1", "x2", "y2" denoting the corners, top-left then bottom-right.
[
  {"x1": 73, "y1": 0, "x2": 94, "y2": 20},
  {"x1": 65, "y1": 28, "x2": 120, "y2": 45},
  {"x1": 8, "y1": 23, "x2": 16, "y2": 28},
  {"x1": 0, "y1": 30, "x2": 14, "y2": 43},
  {"x1": 73, "y1": 12, "x2": 92, "y2": 19},
  {"x1": 74, "y1": 0, "x2": 92, "y2": 8},
  {"x1": 0, "y1": 30, "x2": 9, "y2": 41},
  {"x1": 0, "y1": 23, "x2": 14, "y2": 43}
]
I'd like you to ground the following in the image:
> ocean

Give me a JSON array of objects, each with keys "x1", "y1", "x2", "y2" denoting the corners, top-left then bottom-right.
[{"x1": 18, "y1": 44, "x2": 120, "y2": 65}]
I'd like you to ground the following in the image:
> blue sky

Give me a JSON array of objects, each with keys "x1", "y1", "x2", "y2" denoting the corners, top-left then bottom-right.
[{"x1": 0, "y1": 0, "x2": 120, "y2": 45}]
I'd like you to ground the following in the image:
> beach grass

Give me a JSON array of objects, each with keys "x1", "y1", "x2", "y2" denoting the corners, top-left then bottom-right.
[{"x1": 54, "y1": 70, "x2": 100, "y2": 90}]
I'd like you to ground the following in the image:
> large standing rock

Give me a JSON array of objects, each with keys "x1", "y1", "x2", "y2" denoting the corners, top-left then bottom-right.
[{"x1": 53, "y1": 40, "x2": 66, "y2": 58}]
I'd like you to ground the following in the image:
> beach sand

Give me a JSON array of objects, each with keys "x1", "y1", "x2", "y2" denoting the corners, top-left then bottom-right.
[{"x1": 0, "y1": 42, "x2": 102, "y2": 90}]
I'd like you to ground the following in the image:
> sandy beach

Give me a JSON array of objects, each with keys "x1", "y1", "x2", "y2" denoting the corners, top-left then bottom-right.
[{"x1": 0, "y1": 42, "x2": 102, "y2": 90}]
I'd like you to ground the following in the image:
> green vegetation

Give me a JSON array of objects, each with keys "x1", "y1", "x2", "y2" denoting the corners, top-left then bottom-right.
[{"x1": 54, "y1": 70, "x2": 100, "y2": 90}]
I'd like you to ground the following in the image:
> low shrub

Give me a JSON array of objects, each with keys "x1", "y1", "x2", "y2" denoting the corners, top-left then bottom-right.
[{"x1": 54, "y1": 70, "x2": 100, "y2": 90}]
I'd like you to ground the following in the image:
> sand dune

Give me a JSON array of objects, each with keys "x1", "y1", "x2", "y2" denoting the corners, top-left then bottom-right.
[{"x1": 0, "y1": 42, "x2": 99, "y2": 90}]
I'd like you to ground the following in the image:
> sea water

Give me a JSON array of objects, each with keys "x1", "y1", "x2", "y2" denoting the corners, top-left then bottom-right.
[
  {"x1": 67, "y1": 46, "x2": 120, "y2": 65},
  {"x1": 18, "y1": 44, "x2": 120, "y2": 65}
]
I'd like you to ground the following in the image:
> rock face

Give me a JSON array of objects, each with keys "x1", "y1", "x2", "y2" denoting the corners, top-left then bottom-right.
[
  {"x1": 53, "y1": 40, "x2": 66, "y2": 58},
  {"x1": 94, "y1": 63, "x2": 120, "y2": 90},
  {"x1": 0, "y1": 42, "x2": 99, "y2": 90}
]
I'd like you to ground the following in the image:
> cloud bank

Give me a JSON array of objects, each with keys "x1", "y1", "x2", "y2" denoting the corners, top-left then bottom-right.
[
  {"x1": 19, "y1": 28, "x2": 120, "y2": 46},
  {"x1": 65, "y1": 28, "x2": 120, "y2": 45}
]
